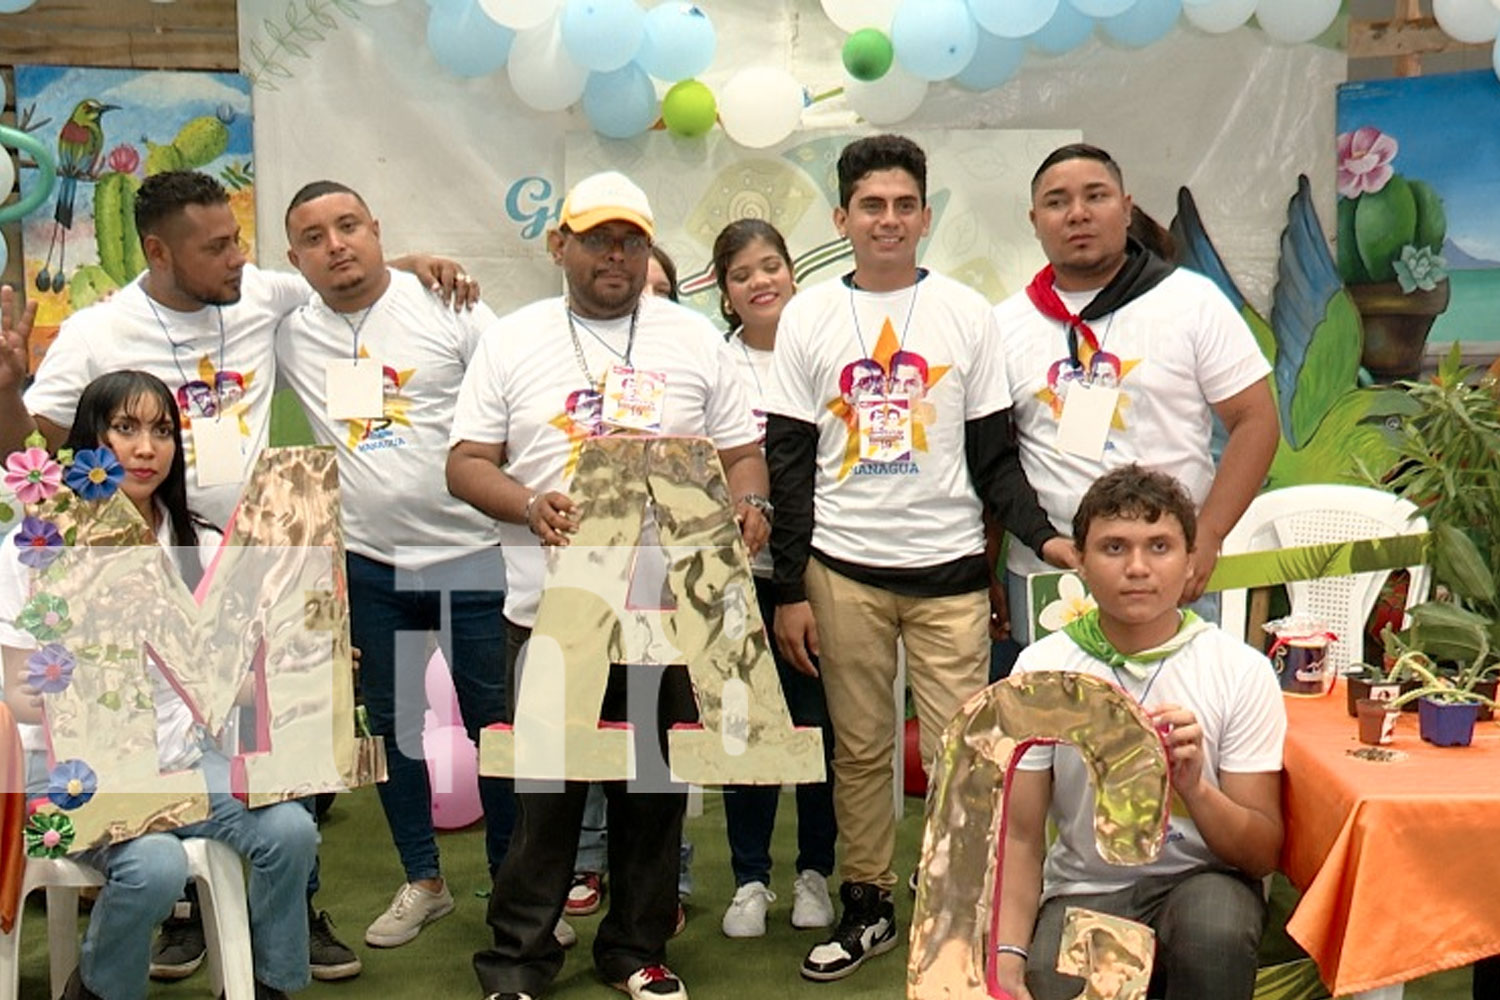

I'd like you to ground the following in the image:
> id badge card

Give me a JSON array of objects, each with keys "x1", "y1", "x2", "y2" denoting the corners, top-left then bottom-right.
[
  {"x1": 603, "y1": 364, "x2": 667, "y2": 432},
  {"x1": 325, "y1": 358, "x2": 385, "y2": 420},
  {"x1": 1055, "y1": 382, "x2": 1121, "y2": 461},
  {"x1": 857, "y1": 394, "x2": 912, "y2": 463},
  {"x1": 191, "y1": 414, "x2": 244, "y2": 488}
]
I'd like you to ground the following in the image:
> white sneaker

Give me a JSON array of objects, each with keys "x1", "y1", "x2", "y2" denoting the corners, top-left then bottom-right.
[
  {"x1": 364, "y1": 881, "x2": 455, "y2": 947},
  {"x1": 721, "y1": 881, "x2": 774, "y2": 938},
  {"x1": 554, "y1": 917, "x2": 578, "y2": 949},
  {"x1": 791, "y1": 870, "x2": 835, "y2": 929}
]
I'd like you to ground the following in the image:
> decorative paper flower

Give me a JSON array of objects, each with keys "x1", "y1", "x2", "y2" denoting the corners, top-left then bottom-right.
[
  {"x1": 15, "y1": 592, "x2": 72, "y2": 643},
  {"x1": 1037, "y1": 573, "x2": 1097, "y2": 634},
  {"x1": 3, "y1": 447, "x2": 64, "y2": 504},
  {"x1": 1336, "y1": 126, "x2": 1398, "y2": 199},
  {"x1": 24, "y1": 812, "x2": 76, "y2": 858},
  {"x1": 14, "y1": 515, "x2": 65, "y2": 570},
  {"x1": 47, "y1": 759, "x2": 98, "y2": 811},
  {"x1": 63, "y1": 447, "x2": 124, "y2": 502},
  {"x1": 1393, "y1": 244, "x2": 1448, "y2": 294},
  {"x1": 25, "y1": 643, "x2": 76, "y2": 694}
]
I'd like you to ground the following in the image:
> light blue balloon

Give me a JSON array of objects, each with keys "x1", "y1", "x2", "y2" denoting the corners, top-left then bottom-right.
[
  {"x1": 0, "y1": 0, "x2": 39, "y2": 12},
  {"x1": 583, "y1": 63, "x2": 660, "y2": 139},
  {"x1": 1068, "y1": 0, "x2": 1136, "y2": 16},
  {"x1": 955, "y1": 29, "x2": 1025, "y2": 90},
  {"x1": 891, "y1": 0, "x2": 979, "y2": 81},
  {"x1": 561, "y1": 0, "x2": 646, "y2": 73},
  {"x1": 968, "y1": 0, "x2": 1059, "y2": 39},
  {"x1": 427, "y1": 0, "x2": 515, "y2": 77},
  {"x1": 1101, "y1": 0, "x2": 1181, "y2": 46},
  {"x1": 1030, "y1": 2, "x2": 1096, "y2": 54},
  {"x1": 637, "y1": 3, "x2": 716, "y2": 82}
]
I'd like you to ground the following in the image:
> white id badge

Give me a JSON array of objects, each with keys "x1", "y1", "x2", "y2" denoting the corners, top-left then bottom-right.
[
  {"x1": 857, "y1": 394, "x2": 912, "y2": 463},
  {"x1": 325, "y1": 359, "x2": 385, "y2": 420},
  {"x1": 603, "y1": 365, "x2": 667, "y2": 432},
  {"x1": 191, "y1": 415, "x2": 244, "y2": 488},
  {"x1": 1055, "y1": 382, "x2": 1120, "y2": 461}
]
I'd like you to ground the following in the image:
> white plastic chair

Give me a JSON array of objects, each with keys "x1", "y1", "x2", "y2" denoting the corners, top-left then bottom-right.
[
  {"x1": 0, "y1": 837, "x2": 254, "y2": 1000},
  {"x1": 1219, "y1": 484, "x2": 1431, "y2": 674}
]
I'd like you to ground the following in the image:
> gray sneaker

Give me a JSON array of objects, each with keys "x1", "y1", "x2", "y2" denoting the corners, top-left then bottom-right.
[
  {"x1": 149, "y1": 900, "x2": 205, "y2": 980},
  {"x1": 364, "y1": 881, "x2": 455, "y2": 947},
  {"x1": 308, "y1": 905, "x2": 362, "y2": 979}
]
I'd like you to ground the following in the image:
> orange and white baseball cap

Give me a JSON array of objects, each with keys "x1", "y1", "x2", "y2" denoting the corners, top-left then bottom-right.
[{"x1": 559, "y1": 171, "x2": 655, "y2": 239}]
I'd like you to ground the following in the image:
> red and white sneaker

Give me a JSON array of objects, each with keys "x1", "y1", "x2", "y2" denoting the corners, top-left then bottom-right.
[
  {"x1": 614, "y1": 964, "x2": 687, "y2": 1000},
  {"x1": 565, "y1": 872, "x2": 603, "y2": 917}
]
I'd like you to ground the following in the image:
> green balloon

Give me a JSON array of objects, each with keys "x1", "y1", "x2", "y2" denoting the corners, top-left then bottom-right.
[
  {"x1": 842, "y1": 28, "x2": 894, "y2": 82},
  {"x1": 661, "y1": 79, "x2": 718, "y2": 138}
]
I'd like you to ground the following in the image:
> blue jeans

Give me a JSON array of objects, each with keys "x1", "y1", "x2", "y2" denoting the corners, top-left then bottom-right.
[
  {"x1": 80, "y1": 753, "x2": 319, "y2": 999},
  {"x1": 720, "y1": 577, "x2": 837, "y2": 887},
  {"x1": 348, "y1": 549, "x2": 514, "y2": 881},
  {"x1": 574, "y1": 784, "x2": 696, "y2": 896}
]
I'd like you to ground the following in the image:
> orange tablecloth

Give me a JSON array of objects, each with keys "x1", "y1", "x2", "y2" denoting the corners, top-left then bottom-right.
[{"x1": 1280, "y1": 681, "x2": 1500, "y2": 995}]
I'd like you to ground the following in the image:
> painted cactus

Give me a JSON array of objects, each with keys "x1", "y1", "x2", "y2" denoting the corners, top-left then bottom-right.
[{"x1": 1335, "y1": 126, "x2": 1447, "y2": 293}]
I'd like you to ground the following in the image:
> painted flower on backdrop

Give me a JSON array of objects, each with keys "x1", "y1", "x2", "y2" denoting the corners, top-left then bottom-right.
[
  {"x1": 63, "y1": 447, "x2": 124, "y2": 502},
  {"x1": 4, "y1": 447, "x2": 64, "y2": 504},
  {"x1": 14, "y1": 516, "x2": 64, "y2": 570},
  {"x1": 1335, "y1": 126, "x2": 1449, "y2": 295},
  {"x1": 47, "y1": 759, "x2": 98, "y2": 811},
  {"x1": 1037, "y1": 573, "x2": 1096, "y2": 634},
  {"x1": 25, "y1": 643, "x2": 77, "y2": 694},
  {"x1": 106, "y1": 143, "x2": 141, "y2": 176}
]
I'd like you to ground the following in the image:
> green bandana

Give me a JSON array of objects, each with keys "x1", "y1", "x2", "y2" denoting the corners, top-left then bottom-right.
[{"x1": 1062, "y1": 607, "x2": 1210, "y2": 680}]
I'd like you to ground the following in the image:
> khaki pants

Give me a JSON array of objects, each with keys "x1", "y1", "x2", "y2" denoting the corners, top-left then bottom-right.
[{"x1": 804, "y1": 559, "x2": 989, "y2": 890}]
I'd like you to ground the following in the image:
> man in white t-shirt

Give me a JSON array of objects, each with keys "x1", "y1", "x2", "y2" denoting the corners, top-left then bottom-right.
[
  {"x1": 277, "y1": 180, "x2": 513, "y2": 951},
  {"x1": 448, "y1": 171, "x2": 767, "y2": 1000},
  {"x1": 994, "y1": 143, "x2": 1278, "y2": 642},
  {"x1": 762, "y1": 134, "x2": 1072, "y2": 983},
  {"x1": 995, "y1": 464, "x2": 1285, "y2": 1000},
  {"x1": 0, "y1": 169, "x2": 474, "y2": 982}
]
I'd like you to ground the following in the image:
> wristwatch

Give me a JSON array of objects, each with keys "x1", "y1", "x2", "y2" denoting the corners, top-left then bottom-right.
[{"x1": 737, "y1": 493, "x2": 774, "y2": 523}]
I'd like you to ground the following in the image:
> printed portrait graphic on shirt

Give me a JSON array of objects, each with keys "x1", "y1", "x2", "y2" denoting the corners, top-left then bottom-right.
[
  {"x1": 825, "y1": 319, "x2": 948, "y2": 480},
  {"x1": 344, "y1": 348, "x2": 415, "y2": 451},
  {"x1": 1037, "y1": 344, "x2": 1136, "y2": 429}
]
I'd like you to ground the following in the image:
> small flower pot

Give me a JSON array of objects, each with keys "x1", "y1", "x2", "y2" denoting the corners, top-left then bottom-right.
[
  {"x1": 1417, "y1": 697, "x2": 1480, "y2": 747},
  {"x1": 1346, "y1": 676, "x2": 1402, "y2": 718},
  {"x1": 1398, "y1": 677, "x2": 1424, "y2": 713},
  {"x1": 1356, "y1": 698, "x2": 1399, "y2": 746},
  {"x1": 1475, "y1": 679, "x2": 1498, "y2": 723}
]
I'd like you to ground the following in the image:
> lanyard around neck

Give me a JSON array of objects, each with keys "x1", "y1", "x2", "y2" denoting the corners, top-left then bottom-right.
[
  {"x1": 565, "y1": 299, "x2": 639, "y2": 388},
  {"x1": 147, "y1": 295, "x2": 226, "y2": 394}
]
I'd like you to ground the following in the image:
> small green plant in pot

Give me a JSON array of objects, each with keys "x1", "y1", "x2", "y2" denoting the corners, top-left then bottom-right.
[{"x1": 1381, "y1": 612, "x2": 1500, "y2": 746}]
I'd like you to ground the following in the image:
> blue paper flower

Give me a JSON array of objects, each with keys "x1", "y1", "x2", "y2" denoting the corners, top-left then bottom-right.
[
  {"x1": 25, "y1": 643, "x2": 76, "y2": 694},
  {"x1": 47, "y1": 759, "x2": 98, "y2": 811},
  {"x1": 14, "y1": 515, "x2": 65, "y2": 570},
  {"x1": 63, "y1": 447, "x2": 124, "y2": 502}
]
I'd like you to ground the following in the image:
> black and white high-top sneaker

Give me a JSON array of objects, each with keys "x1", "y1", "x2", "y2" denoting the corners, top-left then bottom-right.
[{"x1": 800, "y1": 881, "x2": 898, "y2": 981}]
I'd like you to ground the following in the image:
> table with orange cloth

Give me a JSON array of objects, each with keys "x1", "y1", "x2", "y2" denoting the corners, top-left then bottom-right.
[{"x1": 1280, "y1": 680, "x2": 1500, "y2": 997}]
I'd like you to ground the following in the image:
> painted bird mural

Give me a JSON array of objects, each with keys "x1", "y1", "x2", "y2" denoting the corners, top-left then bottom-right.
[
  {"x1": 37, "y1": 97, "x2": 119, "y2": 294},
  {"x1": 1170, "y1": 176, "x2": 1415, "y2": 491}
]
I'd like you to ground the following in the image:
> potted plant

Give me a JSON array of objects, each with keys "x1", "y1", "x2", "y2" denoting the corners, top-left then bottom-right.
[
  {"x1": 1336, "y1": 125, "x2": 1449, "y2": 381},
  {"x1": 1380, "y1": 627, "x2": 1499, "y2": 746}
]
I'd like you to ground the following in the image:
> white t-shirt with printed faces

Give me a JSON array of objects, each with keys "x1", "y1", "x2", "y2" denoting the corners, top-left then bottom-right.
[
  {"x1": 728, "y1": 330, "x2": 776, "y2": 578},
  {"x1": 1012, "y1": 626, "x2": 1285, "y2": 899},
  {"x1": 995, "y1": 268, "x2": 1271, "y2": 577},
  {"x1": 762, "y1": 271, "x2": 1012, "y2": 570},
  {"x1": 449, "y1": 294, "x2": 759, "y2": 628},
  {"x1": 0, "y1": 515, "x2": 226, "y2": 772},
  {"x1": 25, "y1": 265, "x2": 310, "y2": 529},
  {"x1": 275, "y1": 270, "x2": 502, "y2": 567}
]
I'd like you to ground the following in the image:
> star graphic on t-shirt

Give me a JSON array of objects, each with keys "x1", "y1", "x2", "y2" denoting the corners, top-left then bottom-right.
[
  {"x1": 823, "y1": 318, "x2": 950, "y2": 481},
  {"x1": 181, "y1": 354, "x2": 256, "y2": 468},
  {"x1": 1034, "y1": 341, "x2": 1140, "y2": 427},
  {"x1": 343, "y1": 347, "x2": 415, "y2": 448}
]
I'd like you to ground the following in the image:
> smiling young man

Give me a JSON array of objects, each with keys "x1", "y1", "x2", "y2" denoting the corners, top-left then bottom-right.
[
  {"x1": 994, "y1": 144, "x2": 1278, "y2": 643},
  {"x1": 275, "y1": 180, "x2": 515, "y2": 953},
  {"x1": 447, "y1": 171, "x2": 767, "y2": 1000},
  {"x1": 996, "y1": 465, "x2": 1285, "y2": 1000},
  {"x1": 763, "y1": 134, "x2": 1070, "y2": 982}
]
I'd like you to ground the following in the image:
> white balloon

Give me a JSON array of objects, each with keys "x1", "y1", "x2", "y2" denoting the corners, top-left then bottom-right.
[
  {"x1": 357, "y1": 0, "x2": 402, "y2": 5},
  {"x1": 1182, "y1": 0, "x2": 1255, "y2": 32},
  {"x1": 844, "y1": 63, "x2": 928, "y2": 126},
  {"x1": 479, "y1": 0, "x2": 561, "y2": 31},
  {"x1": 821, "y1": 0, "x2": 901, "y2": 32},
  {"x1": 507, "y1": 14, "x2": 590, "y2": 111},
  {"x1": 0, "y1": 148, "x2": 14, "y2": 199},
  {"x1": 1434, "y1": 0, "x2": 1500, "y2": 43},
  {"x1": 1069, "y1": 0, "x2": 1136, "y2": 16},
  {"x1": 1254, "y1": 0, "x2": 1338, "y2": 44},
  {"x1": 718, "y1": 66, "x2": 804, "y2": 149}
]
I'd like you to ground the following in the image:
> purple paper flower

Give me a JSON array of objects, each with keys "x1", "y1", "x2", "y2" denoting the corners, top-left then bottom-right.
[
  {"x1": 14, "y1": 515, "x2": 65, "y2": 570},
  {"x1": 63, "y1": 447, "x2": 124, "y2": 502},
  {"x1": 25, "y1": 643, "x2": 76, "y2": 694},
  {"x1": 3, "y1": 447, "x2": 64, "y2": 504},
  {"x1": 24, "y1": 812, "x2": 76, "y2": 859},
  {"x1": 47, "y1": 759, "x2": 98, "y2": 811}
]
